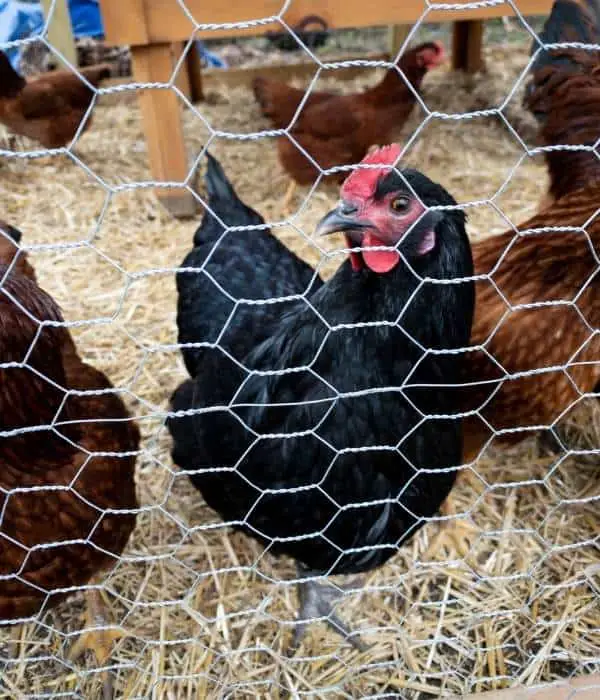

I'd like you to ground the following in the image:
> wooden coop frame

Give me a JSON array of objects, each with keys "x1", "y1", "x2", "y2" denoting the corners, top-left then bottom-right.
[
  {"x1": 98, "y1": 0, "x2": 552, "y2": 217},
  {"x1": 40, "y1": 0, "x2": 78, "y2": 68}
]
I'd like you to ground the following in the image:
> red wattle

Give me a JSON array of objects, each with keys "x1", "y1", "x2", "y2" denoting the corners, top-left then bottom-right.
[{"x1": 362, "y1": 232, "x2": 401, "y2": 274}]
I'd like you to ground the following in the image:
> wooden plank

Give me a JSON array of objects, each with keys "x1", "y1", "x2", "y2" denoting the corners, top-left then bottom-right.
[
  {"x1": 452, "y1": 19, "x2": 484, "y2": 73},
  {"x1": 98, "y1": 0, "x2": 149, "y2": 46},
  {"x1": 98, "y1": 51, "x2": 391, "y2": 106},
  {"x1": 457, "y1": 672, "x2": 600, "y2": 699},
  {"x1": 130, "y1": 43, "x2": 198, "y2": 218},
  {"x1": 40, "y1": 0, "x2": 78, "y2": 69},
  {"x1": 200, "y1": 51, "x2": 390, "y2": 90},
  {"x1": 100, "y1": 0, "x2": 553, "y2": 45},
  {"x1": 173, "y1": 43, "x2": 192, "y2": 100},
  {"x1": 388, "y1": 24, "x2": 411, "y2": 59}
]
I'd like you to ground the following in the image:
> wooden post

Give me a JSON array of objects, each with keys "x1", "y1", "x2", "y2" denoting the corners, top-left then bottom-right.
[
  {"x1": 452, "y1": 20, "x2": 484, "y2": 73},
  {"x1": 172, "y1": 42, "x2": 204, "y2": 103},
  {"x1": 456, "y1": 672, "x2": 600, "y2": 699},
  {"x1": 131, "y1": 43, "x2": 198, "y2": 218},
  {"x1": 387, "y1": 24, "x2": 411, "y2": 59},
  {"x1": 185, "y1": 41, "x2": 205, "y2": 103},
  {"x1": 40, "y1": 0, "x2": 78, "y2": 69},
  {"x1": 173, "y1": 43, "x2": 192, "y2": 101}
]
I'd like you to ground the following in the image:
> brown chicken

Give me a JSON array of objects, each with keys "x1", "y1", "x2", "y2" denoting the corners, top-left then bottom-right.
[
  {"x1": 431, "y1": 0, "x2": 600, "y2": 556},
  {"x1": 0, "y1": 51, "x2": 111, "y2": 148},
  {"x1": 252, "y1": 41, "x2": 445, "y2": 213},
  {"x1": 0, "y1": 223, "x2": 139, "y2": 698}
]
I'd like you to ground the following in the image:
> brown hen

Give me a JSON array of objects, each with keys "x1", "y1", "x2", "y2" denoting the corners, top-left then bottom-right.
[
  {"x1": 0, "y1": 223, "x2": 139, "y2": 698},
  {"x1": 252, "y1": 41, "x2": 445, "y2": 213},
  {"x1": 0, "y1": 52, "x2": 111, "y2": 148},
  {"x1": 431, "y1": 0, "x2": 600, "y2": 557}
]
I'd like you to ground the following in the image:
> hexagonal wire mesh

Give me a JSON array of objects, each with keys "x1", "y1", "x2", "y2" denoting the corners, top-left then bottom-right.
[{"x1": 0, "y1": 0, "x2": 599, "y2": 697}]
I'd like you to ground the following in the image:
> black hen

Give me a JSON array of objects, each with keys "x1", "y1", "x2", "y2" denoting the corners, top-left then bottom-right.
[{"x1": 168, "y1": 148, "x2": 475, "y2": 651}]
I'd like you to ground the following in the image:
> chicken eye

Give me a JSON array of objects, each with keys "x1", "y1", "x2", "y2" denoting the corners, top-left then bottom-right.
[{"x1": 391, "y1": 196, "x2": 410, "y2": 213}]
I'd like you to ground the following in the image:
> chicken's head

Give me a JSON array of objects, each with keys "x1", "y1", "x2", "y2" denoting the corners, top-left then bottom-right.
[
  {"x1": 315, "y1": 144, "x2": 466, "y2": 275},
  {"x1": 412, "y1": 41, "x2": 446, "y2": 70}
]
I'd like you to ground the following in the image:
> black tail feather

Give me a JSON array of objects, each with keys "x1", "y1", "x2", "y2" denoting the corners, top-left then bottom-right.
[
  {"x1": 205, "y1": 151, "x2": 240, "y2": 205},
  {"x1": 193, "y1": 151, "x2": 265, "y2": 247},
  {"x1": 0, "y1": 221, "x2": 23, "y2": 244},
  {"x1": 0, "y1": 51, "x2": 26, "y2": 98}
]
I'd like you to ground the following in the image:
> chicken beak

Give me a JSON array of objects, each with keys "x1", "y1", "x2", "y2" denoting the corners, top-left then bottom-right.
[{"x1": 315, "y1": 207, "x2": 374, "y2": 237}]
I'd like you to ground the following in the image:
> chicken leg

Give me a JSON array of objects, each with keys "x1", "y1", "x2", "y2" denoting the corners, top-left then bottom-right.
[
  {"x1": 281, "y1": 179, "x2": 297, "y2": 218},
  {"x1": 425, "y1": 493, "x2": 478, "y2": 560},
  {"x1": 68, "y1": 588, "x2": 124, "y2": 700},
  {"x1": 289, "y1": 563, "x2": 370, "y2": 655}
]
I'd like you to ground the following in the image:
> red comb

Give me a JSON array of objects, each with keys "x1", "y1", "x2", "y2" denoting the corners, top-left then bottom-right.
[
  {"x1": 432, "y1": 41, "x2": 446, "y2": 60},
  {"x1": 341, "y1": 144, "x2": 403, "y2": 200},
  {"x1": 422, "y1": 40, "x2": 446, "y2": 66}
]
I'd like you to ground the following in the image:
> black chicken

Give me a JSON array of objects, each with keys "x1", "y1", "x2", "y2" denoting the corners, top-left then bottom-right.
[{"x1": 168, "y1": 148, "x2": 475, "y2": 651}]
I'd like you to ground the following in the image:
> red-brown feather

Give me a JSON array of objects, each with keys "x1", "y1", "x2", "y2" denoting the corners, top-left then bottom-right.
[
  {"x1": 0, "y1": 228, "x2": 139, "y2": 619},
  {"x1": 465, "y1": 192, "x2": 600, "y2": 461},
  {"x1": 464, "y1": 35, "x2": 600, "y2": 460},
  {"x1": 0, "y1": 54, "x2": 111, "y2": 148},
  {"x1": 253, "y1": 43, "x2": 443, "y2": 187}
]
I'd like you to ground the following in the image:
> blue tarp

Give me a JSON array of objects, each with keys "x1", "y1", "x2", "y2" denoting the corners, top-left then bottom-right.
[
  {"x1": 0, "y1": 2, "x2": 43, "y2": 67},
  {"x1": 0, "y1": 0, "x2": 225, "y2": 69},
  {"x1": 68, "y1": 0, "x2": 104, "y2": 37}
]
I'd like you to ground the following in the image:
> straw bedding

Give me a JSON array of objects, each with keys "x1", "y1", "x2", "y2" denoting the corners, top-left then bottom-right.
[{"x1": 0, "y1": 42, "x2": 598, "y2": 699}]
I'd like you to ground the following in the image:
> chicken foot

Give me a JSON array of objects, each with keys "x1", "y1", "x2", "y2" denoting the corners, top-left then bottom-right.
[
  {"x1": 68, "y1": 588, "x2": 124, "y2": 700},
  {"x1": 281, "y1": 180, "x2": 297, "y2": 218},
  {"x1": 289, "y1": 564, "x2": 370, "y2": 655},
  {"x1": 425, "y1": 494, "x2": 478, "y2": 560}
]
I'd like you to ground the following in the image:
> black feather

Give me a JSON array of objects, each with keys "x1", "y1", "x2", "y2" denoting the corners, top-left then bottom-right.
[
  {"x1": 0, "y1": 222, "x2": 23, "y2": 244},
  {"x1": 0, "y1": 51, "x2": 26, "y2": 99},
  {"x1": 176, "y1": 151, "x2": 321, "y2": 376}
]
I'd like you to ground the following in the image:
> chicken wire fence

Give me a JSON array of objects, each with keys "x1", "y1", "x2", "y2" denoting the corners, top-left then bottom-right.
[{"x1": 1, "y1": 0, "x2": 599, "y2": 698}]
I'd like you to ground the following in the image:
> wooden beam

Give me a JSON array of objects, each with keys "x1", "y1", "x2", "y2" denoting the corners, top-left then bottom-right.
[
  {"x1": 200, "y1": 51, "x2": 390, "y2": 91},
  {"x1": 456, "y1": 673, "x2": 600, "y2": 699},
  {"x1": 452, "y1": 20, "x2": 484, "y2": 73},
  {"x1": 387, "y1": 25, "x2": 411, "y2": 60},
  {"x1": 40, "y1": 0, "x2": 78, "y2": 69},
  {"x1": 99, "y1": 0, "x2": 553, "y2": 45},
  {"x1": 130, "y1": 43, "x2": 198, "y2": 218},
  {"x1": 98, "y1": 51, "x2": 391, "y2": 106},
  {"x1": 172, "y1": 43, "x2": 192, "y2": 101},
  {"x1": 98, "y1": 0, "x2": 149, "y2": 46}
]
